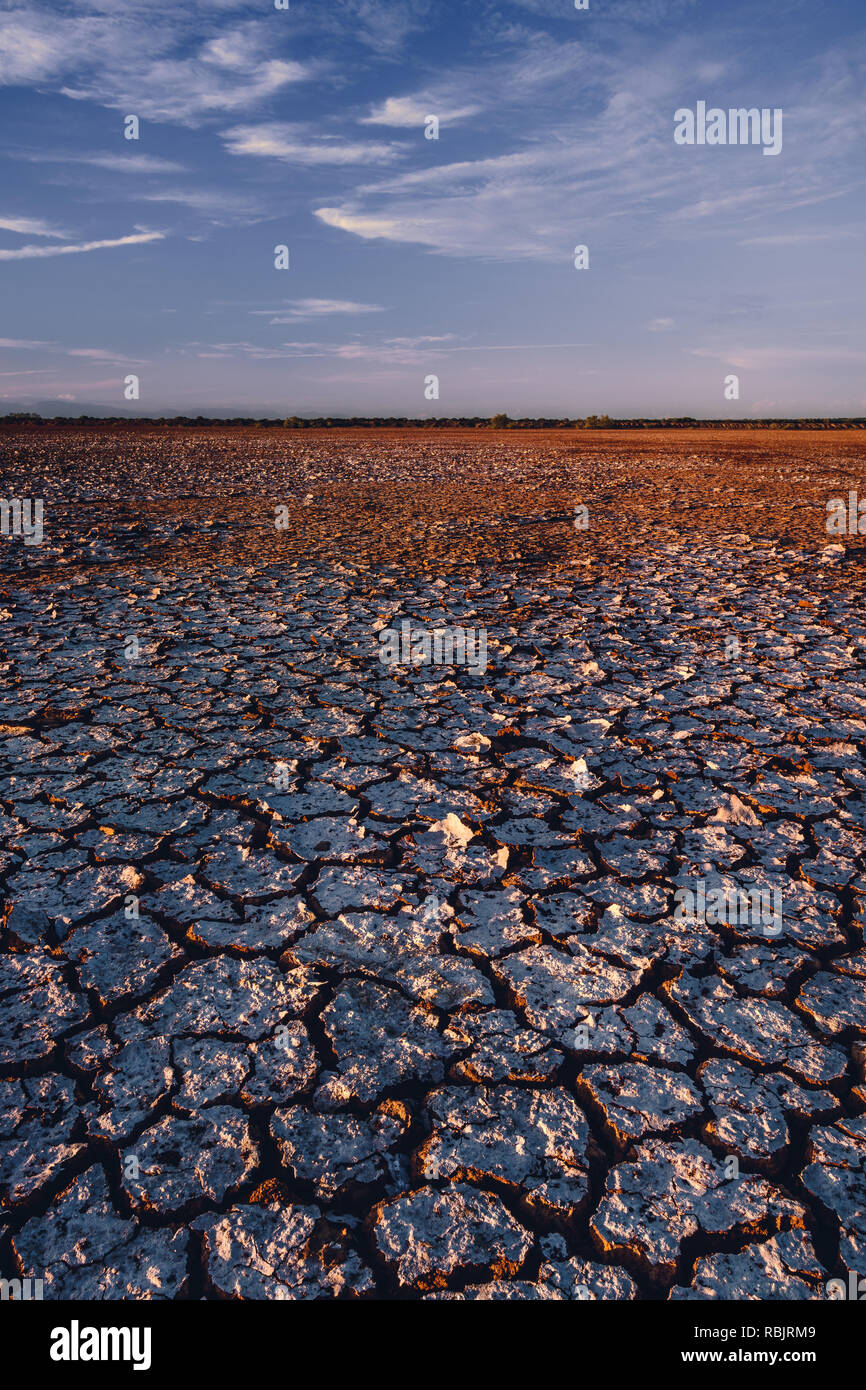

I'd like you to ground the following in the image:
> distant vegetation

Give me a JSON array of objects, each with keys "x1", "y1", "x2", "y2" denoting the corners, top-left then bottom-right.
[{"x1": 2, "y1": 411, "x2": 865, "y2": 429}]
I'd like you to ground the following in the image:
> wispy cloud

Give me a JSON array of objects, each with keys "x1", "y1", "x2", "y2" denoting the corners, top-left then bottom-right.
[
  {"x1": 361, "y1": 96, "x2": 479, "y2": 127},
  {"x1": 222, "y1": 123, "x2": 399, "y2": 165},
  {"x1": 326, "y1": 0, "x2": 434, "y2": 56},
  {"x1": 315, "y1": 208, "x2": 411, "y2": 241},
  {"x1": 0, "y1": 11, "x2": 312, "y2": 125},
  {"x1": 191, "y1": 335, "x2": 588, "y2": 366},
  {"x1": 21, "y1": 151, "x2": 187, "y2": 174},
  {"x1": 0, "y1": 215, "x2": 68, "y2": 238},
  {"x1": 690, "y1": 345, "x2": 866, "y2": 370},
  {"x1": 0, "y1": 337, "x2": 55, "y2": 348},
  {"x1": 313, "y1": 32, "x2": 866, "y2": 263},
  {"x1": 133, "y1": 188, "x2": 264, "y2": 228},
  {"x1": 0, "y1": 337, "x2": 144, "y2": 363},
  {"x1": 65, "y1": 347, "x2": 147, "y2": 363},
  {"x1": 249, "y1": 298, "x2": 386, "y2": 323},
  {"x1": 738, "y1": 229, "x2": 862, "y2": 246},
  {"x1": 0, "y1": 230, "x2": 164, "y2": 261}
]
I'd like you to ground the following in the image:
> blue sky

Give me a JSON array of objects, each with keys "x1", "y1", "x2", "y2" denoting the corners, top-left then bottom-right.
[{"x1": 1, "y1": 0, "x2": 864, "y2": 417}]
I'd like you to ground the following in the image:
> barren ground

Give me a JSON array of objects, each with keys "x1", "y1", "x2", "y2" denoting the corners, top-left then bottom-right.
[{"x1": 1, "y1": 427, "x2": 864, "y2": 1300}]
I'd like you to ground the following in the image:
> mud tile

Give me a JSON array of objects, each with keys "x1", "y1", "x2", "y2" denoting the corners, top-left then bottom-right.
[
  {"x1": 492, "y1": 943, "x2": 641, "y2": 1045},
  {"x1": 309, "y1": 866, "x2": 409, "y2": 916},
  {"x1": 271, "y1": 815, "x2": 389, "y2": 863},
  {"x1": 400, "y1": 815, "x2": 509, "y2": 886},
  {"x1": 0, "y1": 949, "x2": 90, "y2": 1065},
  {"x1": 699, "y1": 1058, "x2": 837, "y2": 1168},
  {"x1": 663, "y1": 970, "x2": 848, "y2": 1085},
  {"x1": 289, "y1": 909, "x2": 491, "y2": 1011},
  {"x1": 372, "y1": 1183, "x2": 532, "y2": 1291},
  {"x1": 270, "y1": 1104, "x2": 407, "y2": 1199},
  {"x1": 315, "y1": 978, "x2": 455, "y2": 1109},
  {"x1": 13, "y1": 1166, "x2": 188, "y2": 1299},
  {"x1": 444, "y1": 1009, "x2": 565, "y2": 1083},
  {"x1": 195, "y1": 1203, "x2": 374, "y2": 1298},
  {"x1": 668, "y1": 1230, "x2": 824, "y2": 1299},
  {"x1": 417, "y1": 1085, "x2": 591, "y2": 1219},
  {"x1": 241, "y1": 1023, "x2": 318, "y2": 1105},
  {"x1": 452, "y1": 888, "x2": 538, "y2": 959},
  {"x1": 117, "y1": 956, "x2": 316, "y2": 1043},
  {"x1": 802, "y1": 1115, "x2": 866, "y2": 1277},
  {"x1": 120, "y1": 1107, "x2": 259, "y2": 1215},
  {"x1": 172, "y1": 1038, "x2": 251, "y2": 1112},
  {"x1": 592, "y1": 1137, "x2": 805, "y2": 1278},
  {"x1": 578, "y1": 1062, "x2": 703, "y2": 1149},
  {"x1": 538, "y1": 1234, "x2": 639, "y2": 1299},
  {"x1": 718, "y1": 943, "x2": 814, "y2": 999},
  {"x1": 795, "y1": 964, "x2": 866, "y2": 1038},
  {"x1": 0, "y1": 1073, "x2": 88, "y2": 1206},
  {"x1": 199, "y1": 847, "x2": 304, "y2": 901},
  {"x1": 62, "y1": 911, "x2": 183, "y2": 1007}
]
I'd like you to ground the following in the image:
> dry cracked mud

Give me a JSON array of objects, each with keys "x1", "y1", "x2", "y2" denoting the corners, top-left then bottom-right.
[{"x1": 1, "y1": 425, "x2": 865, "y2": 1300}]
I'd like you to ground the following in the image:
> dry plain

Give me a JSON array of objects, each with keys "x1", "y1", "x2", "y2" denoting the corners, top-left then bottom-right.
[{"x1": 1, "y1": 426, "x2": 865, "y2": 1300}]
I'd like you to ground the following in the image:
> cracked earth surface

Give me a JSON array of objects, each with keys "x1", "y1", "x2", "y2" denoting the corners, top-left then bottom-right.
[{"x1": 1, "y1": 426, "x2": 865, "y2": 1300}]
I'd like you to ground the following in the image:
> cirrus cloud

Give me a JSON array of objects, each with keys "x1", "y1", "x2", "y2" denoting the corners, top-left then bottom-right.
[
  {"x1": 222, "y1": 123, "x2": 399, "y2": 165},
  {"x1": 0, "y1": 230, "x2": 164, "y2": 261},
  {"x1": 361, "y1": 96, "x2": 479, "y2": 127}
]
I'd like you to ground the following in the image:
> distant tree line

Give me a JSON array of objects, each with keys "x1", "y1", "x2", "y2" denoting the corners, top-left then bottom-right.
[{"x1": 2, "y1": 411, "x2": 865, "y2": 430}]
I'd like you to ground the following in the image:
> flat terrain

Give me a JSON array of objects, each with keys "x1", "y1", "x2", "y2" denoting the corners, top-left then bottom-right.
[{"x1": 1, "y1": 427, "x2": 865, "y2": 1300}]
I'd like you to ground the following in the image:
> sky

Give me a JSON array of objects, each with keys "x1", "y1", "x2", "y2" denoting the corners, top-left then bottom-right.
[{"x1": 1, "y1": 0, "x2": 865, "y2": 418}]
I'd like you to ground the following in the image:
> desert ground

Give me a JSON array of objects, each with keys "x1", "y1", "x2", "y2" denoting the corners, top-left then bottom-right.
[{"x1": 1, "y1": 426, "x2": 865, "y2": 1300}]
